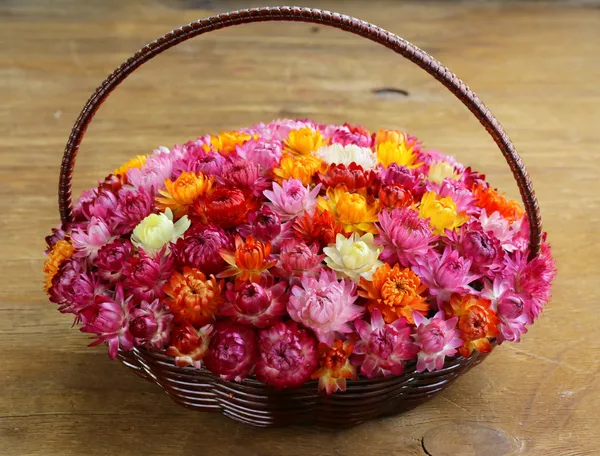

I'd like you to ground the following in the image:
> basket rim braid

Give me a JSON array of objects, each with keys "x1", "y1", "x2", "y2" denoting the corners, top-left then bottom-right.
[{"x1": 46, "y1": 6, "x2": 553, "y2": 428}]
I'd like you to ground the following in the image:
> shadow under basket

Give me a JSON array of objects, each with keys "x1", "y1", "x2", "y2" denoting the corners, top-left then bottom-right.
[{"x1": 117, "y1": 347, "x2": 489, "y2": 428}]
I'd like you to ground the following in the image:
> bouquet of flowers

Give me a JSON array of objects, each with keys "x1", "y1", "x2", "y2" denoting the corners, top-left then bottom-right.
[{"x1": 43, "y1": 119, "x2": 556, "y2": 394}]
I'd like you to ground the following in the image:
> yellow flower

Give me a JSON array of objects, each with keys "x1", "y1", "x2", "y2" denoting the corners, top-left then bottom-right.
[
  {"x1": 43, "y1": 239, "x2": 75, "y2": 292},
  {"x1": 323, "y1": 232, "x2": 383, "y2": 282},
  {"x1": 284, "y1": 127, "x2": 326, "y2": 156},
  {"x1": 156, "y1": 171, "x2": 213, "y2": 218},
  {"x1": 428, "y1": 161, "x2": 462, "y2": 184},
  {"x1": 273, "y1": 154, "x2": 324, "y2": 186},
  {"x1": 113, "y1": 155, "x2": 147, "y2": 178},
  {"x1": 206, "y1": 131, "x2": 255, "y2": 155},
  {"x1": 131, "y1": 208, "x2": 191, "y2": 253},
  {"x1": 418, "y1": 191, "x2": 469, "y2": 235},
  {"x1": 318, "y1": 186, "x2": 379, "y2": 234},
  {"x1": 376, "y1": 140, "x2": 421, "y2": 169}
]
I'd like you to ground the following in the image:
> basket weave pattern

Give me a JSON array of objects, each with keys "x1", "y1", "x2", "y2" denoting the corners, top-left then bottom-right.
[{"x1": 118, "y1": 347, "x2": 489, "y2": 427}]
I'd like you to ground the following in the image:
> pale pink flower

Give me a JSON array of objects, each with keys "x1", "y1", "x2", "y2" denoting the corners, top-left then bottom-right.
[
  {"x1": 221, "y1": 277, "x2": 288, "y2": 328},
  {"x1": 129, "y1": 299, "x2": 174, "y2": 349},
  {"x1": 219, "y1": 159, "x2": 270, "y2": 197},
  {"x1": 496, "y1": 292, "x2": 529, "y2": 343},
  {"x1": 288, "y1": 269, "x2": 364, "y2": 345},
  {"x1": 256, "y1": 321, "x2": 318, "y2": 389},
  {"x1": 126, "y1": 151, "x2": 174, "y2": 194},
  {"x1": 352, "y1": 309, "x2": 418, "y2": 379},
  {"x1": 413, "y1": 310, "x2": 463, "y2": 372},
  {"x1": 412, "y1": 247, "x2": 479, "y2": 308},
  {"x1": 263, "y1": 179, "x2": 321, "y2": 221},
  {"x1": 275, "y1": 239, "x2": 324, "y2": 281},
  {"x1": 71, "y1": 217, "x2": 115, "y2": 260},
  {"x1": 236, "y1": 139, "x2": 283, "y2": 171},
  {"x1": 376, "y1": 207, "x2": 437, "y2": 268},
  {"x1": 80, "y1": 284, "x2": 134, "y2": 360},
  {"x1": 479, "y1": 210, "x2": 525, "y2": 252}
]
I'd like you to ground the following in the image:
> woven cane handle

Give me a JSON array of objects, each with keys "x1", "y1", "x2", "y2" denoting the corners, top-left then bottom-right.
[{"x1": 58, "y1": 6, "x2": 542, "y2": 257}]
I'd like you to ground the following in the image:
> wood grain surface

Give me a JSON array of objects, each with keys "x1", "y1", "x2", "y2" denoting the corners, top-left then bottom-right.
[{"x1": 1, "y1": 1, "x2": 599, "y2": 455}]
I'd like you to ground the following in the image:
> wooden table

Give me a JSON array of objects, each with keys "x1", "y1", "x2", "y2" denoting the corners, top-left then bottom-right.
[{"x1": 2, "y1": 1, "x2": 599, "y2": 454}]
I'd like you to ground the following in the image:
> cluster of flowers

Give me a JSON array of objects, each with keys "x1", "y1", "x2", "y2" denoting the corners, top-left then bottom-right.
[{"x1": 43, "y1": 119, "x2": 556, "y2": 394}]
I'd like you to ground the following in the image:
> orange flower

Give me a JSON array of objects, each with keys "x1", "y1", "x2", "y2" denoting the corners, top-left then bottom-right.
[
  {"x1": 113, "y1": 155, "x2": 147, "y2": 178},
  {"x1": 311, "y1": 340, "x2": 356, "y2": 394},
  {"x1": 164, "y1": 267, "x2": 224, "y2": 327},
  {"x1": 156, "y1": 171, "x2": 213, "y2": 218},
  {"x1": 442, "y1": 294, "x2": 499, "y2": 357},
  {"x1": 373, "y1": 129, "x2": 406, "y2": 146},
  {"x1": 359, "y1": 263, "x2": 429, "y2": 324},
  {"x1": 218, "y1": 236, "x2": 277, "y2": 282},
  {"x1": 43, "y1": 239, "x2": 75, "y2": 292},
  {"x1": 206, "y1": 131, "x2": 256, "y2": 155},
  {"x1": 284, "y1": 127, "x2": 326, "y2": 156},
  {"x1": 472, "y1": 184, "x2": 524, "y2": 222},
  {"x1": 273, "y1": 154, "x2": 324, "y2": 186},
  {"x1": 318, "y1": 185, "x2": 379, "y2": 234},
  {"x1": 292, "y1": 209, "x2": 346, "y2": 246}
]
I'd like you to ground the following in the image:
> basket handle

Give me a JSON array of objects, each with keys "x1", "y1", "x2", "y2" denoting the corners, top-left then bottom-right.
[{"x1": 58, "y1": 6, "x2": 542, "y2": 257}]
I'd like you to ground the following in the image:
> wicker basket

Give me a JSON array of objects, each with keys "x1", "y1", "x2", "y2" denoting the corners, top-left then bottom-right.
[{"x1": 57, "y1": 7, "x2": 543, "y2": 428}]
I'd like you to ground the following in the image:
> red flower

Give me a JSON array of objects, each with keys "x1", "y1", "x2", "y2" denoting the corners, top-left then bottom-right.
[
  {"x1": 317, "y1": 163, "x2": 380, "y2": 194},
  {"x1": 378, "y1": 184, "x2": 413, "y2": 209},
  {"x1": 191, "y1": 186, "x2": 254, "y2": 229},
  {"x1": 292, "y1": 210, "x2": 346, "y2": 247},
  {"x1": 166, "y1": 323, "x2": 213, "y2": 368}
]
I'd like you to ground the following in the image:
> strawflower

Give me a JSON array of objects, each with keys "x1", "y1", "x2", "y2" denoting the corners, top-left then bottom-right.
[
  {"x1": 206, "y1": 130, "x2": 255, "y2": 155},
  {"x1": 123, "y1": 248, "x2": 174, "y2": 304},
  {"x1": 263, "y1": 178, "x2": 321, "y2": 221},
  {"x1": 292, "y1": 209, "x2": 345, "y2": 247},
  {"x1": 171, "y1": 224, "x2": 233, "y2": 274},
  {"x1": 166, "y1": 323, "x2": 213, "y2": 368},
  {"x1": 317, "y1": 163, "x2": 380, "y2": 194},
  {"x1": 203, "y1": 321, "x2": 258, "y2": 381},
  {"x1": 273, "y1": 154, "x2": 324, "y2": 185},
  {"x1": 155, "y1": 171, "x2": 213, "y2": 218},
  {"x1": 419, "y1": 191, "x2": 469, "y2": 235},
  {"x1": 71, "y1": 217, "x2": 115, "y2": 261},
  {"x1": 131, "y1": 208, "x2": 190, "y2": 254},
  {"x1": 284, "y1": 127, "x2": 326, "y2": 156},
  {"x1": 191, "y1": 186, "x2": 253, "y2": 229},
  {"x1": 93, "y1": 239, "x2": 134, "y2": 282},
  {"x1": 376, "y1": 140, "x2": 421, "y2": 169},
  {"x1": 276, "y1": 239, "x2": 325, "y2": 281},
  {"x1": 43, "y1": 239, "x2": 75, "y2": 292},
  {"x1": 428, "y1": 160, "x2": 462, "y2": 184},
  {"x1": 219, "y1": 236, "x2": 277, "y2": 282},
  {"x1": 323, "y1": 232, "x2": 383, "y2": 282},
  {"x1": 113, "y1": 155, "x2": 147, "y2": 179},
  {"x1": 317, "y1": 185, "x2": 379, "y2": 234},
  {"x1": 359, "y1": 263, "x2": 429, "y2": 324},
  {"x1": 312, "y1": 340, "x2": 356, "y2": 394},
  {"x1": 472, "y1": 184, "x2": 524, "y2": 222},
  {"x1": 314, "y1": 143, "x2": 377, "y2": 170},
  {"x1": 129, "y1": 298, "x2": 174, "y2": 348},
  {"x1": 413, "y1": 311, "x2": 463, "y2": 372}
]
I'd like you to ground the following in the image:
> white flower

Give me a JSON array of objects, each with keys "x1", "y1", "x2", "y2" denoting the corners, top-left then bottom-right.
[
  {"x1": 314, "y1": 143, "x2": 377, "y2": 170},
  {"x1": 427, "y1": 161, "x2": 462, "y2": 184},
  {"x1": 323, "y1": 233, "x2": 383, "y2": 282},
  {"x1": 131, "y1": 208, "x2": 190, "y2": 253}
]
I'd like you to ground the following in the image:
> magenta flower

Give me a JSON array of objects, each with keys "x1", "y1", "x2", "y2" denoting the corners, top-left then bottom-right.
[
  {"x1": 379, "y1": 163, "x2": 426, "y2": 198},
  {"x1": 288, "y1": 269, "x2": 364, "y2": 345},
  {"x1": 219, "y1": 159, "x2": 270, "y2": 197},
  {"x1": 123, "y1": 248, "x2": 174, "y2": 304},
  {"x1": 203, "y1": 322, "x2": 258, "y2": 382},
  {"x1": 412, "y1": 247, "x2": 479, "y2": 308},
  {"x1": 323, "y1": 124, "x2": 372, "y2": 147},
  {"x1": 243, "y1": 206, "x2": 283, "y2": 241},
  {"x1": 173, "y1": 138, "x2": 226, "y2": 176},
  {"x1": 236, "y1": 139, "x2": 283, "y2": 171},
  {"x1": 110, "y1": 187, "x2": 154, "y2": 235},
  {"x1": 45, "y1": 227, "x2": 67, "y2": 253},
  {"x1": 256, "y1": 321, "x2": 318, "y2": 389},
  {"x1": 171, "y1": 224, "x2": 233, "y2": 275},
  {"x1": 82, "y1": 188, "x2": 119, "y2": 222},
  {"x1": 413, "y1": 310, "x2": 463, "y2": 372},
  {"x1": 129, "y1": 299, "x2": 174, "y2": 348},
  {"x1": 263, "y1": 179, "x2": 321, "y2": 221},
  {"x1": 71, "y1": 217, "x2": 115, "y2": 260},
  {"x1": 49, "y1": 258, "x2": 106, "y2": 316},
  {"x1": 80, "y1": 285, "x2": 134, "y2": 360},
  {"x1": 496, "y1": 292, "x2": 529, "y2": 343},
  {"x1": 275, "y1": 239, "x2": 324, "y2": 281},
  {"x1": 93, "y1": 239, "x2": 134, "y2": 282},
  {"x1": 445, "y1": 221, "x2": 504, "y2": 277},
  {"x1": 221, "y1": 277, "x2": 288, "y2": 328},
  {"x1": 352, "y1": 309, "x2": 418, "y2": 379},
  {"x1": 376, "y1": 207, "x2": 437, "y2": 268}
]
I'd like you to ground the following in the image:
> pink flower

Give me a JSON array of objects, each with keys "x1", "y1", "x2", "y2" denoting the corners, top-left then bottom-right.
[
  {"x1": 263, "y1": 179, "x2": 321, "y2": 221},
  {"x1": 352, "y1": 310, "x2": 418, "y2": 379},
  {"x1": 171, "y1": 225, "x2": 233, "y2": 275},
  {"x1": 110, "y1": 187, "x2": 154, "y2": 235},
  {"x1": 219, "y1": 159, "x2": 270, "y2": 196},
  {"x1": 93, "y1": 239, "x2": 134, "y2": 282},
  {"x1": 256, "y1": 321, "x2": 318, "y2": 389},
  {"x1": 221, "y1": 277, "x2": 288, "y2": 328},
  {"x1": 496, "y1": 292, "x2": 529, "y2": 343},
  {"x1": 203, "y1": 321, "x2": 258, "y2": 382},
  {"x1": 126, "y1": 151, "x2": 174, "y2": 194},
  {"x1": 429, "y1": 178, "x2": 476, "y2": 215},
  {"x1": 288, "y1": 269, "x2": 364, "y2": 345},
  {"x1": 445, "y1": 221, "x2": 504, "y2": 277},
  {"x1": 80, "y1": 285, "x2": 134, "y2": 360},
  {"x1": 324, "y1": 124, "x2": 372, "y2": 147},
  {"x1": 275, "y1": 239, "x2": 324, "y2": 281},
  {"x1": 49, "y1": 259, "x2": 106, "y2": 316},
  {"x1": 376, "y1": 207, "x2": 437, "y2": 268},
  {"x1": 166, "y1": 323, "x2": 213, "y2": 368},
  {"x1": 412, "y1": 247, "x2": 479, "y2": 308},
  {"x1": 45, "y1": 227, "x2": 68, "y2": 253},
  {"x1": 81, "y1": 188, "x2": 119, "y2": 222},
  {"x1": 123, "y1": 248, "x2": 174, "y2": 303},
  {"x1": 129, "y1": 299, "x2": 174, "y2": 348},
  {"x1": 71, "y1": 217, "x2": 115, "y2": 260},
  {"x1": 413, "y1": 311, "x2": 463, "y2": 372},
  {"x1": 243, "y1": 206, "x2": 282, "y2": 242},
  {"x1": 379, "y1": 164, "x2": 426, "y2": 198},
  {"x1": 236, "y1": 139, "x2": 283, "y2": 171},
  {"x1": 479, "y1": 210, "x2": 525, "y2": 252},
  {"x1": 173, "y1": 138, "x2": 226, "y2": 176}
]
